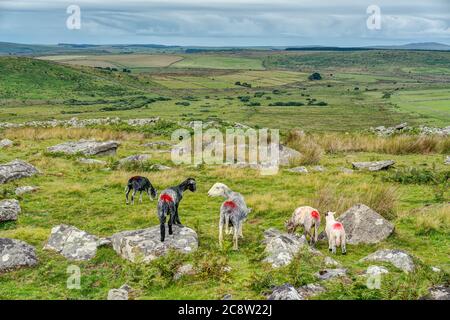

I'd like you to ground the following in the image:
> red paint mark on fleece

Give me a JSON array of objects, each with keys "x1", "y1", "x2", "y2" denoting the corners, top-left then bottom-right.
[
  {"x1": 333, "y1": 222, "x2": 343, "y2": 230},
  {"x1": 311, "y1": 210, "x2": 320, "y2": 221},
  {"x1": 224, "y1": 201, "x2": 237, "y2": 209},
  {"x1": 160, "y1": 194, "x2": 173, "y2": 203}
]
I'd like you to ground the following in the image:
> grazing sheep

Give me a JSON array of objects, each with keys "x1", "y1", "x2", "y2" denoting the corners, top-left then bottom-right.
[
  {"x1": 285, "y1": 206, "x2": 321, "y2": 245},
  {"x1": 157, "y1": 178, "x2": 196, "y2": 242},
  {"x1": 125, "y1": 176, "x2": 157, "y2": 205},
  {"x1": 325, "y1": 212, "x2": 347, "y2": 254},
  {"x1": 207, "y1": 183, "x2": 251, "y2": 250}
]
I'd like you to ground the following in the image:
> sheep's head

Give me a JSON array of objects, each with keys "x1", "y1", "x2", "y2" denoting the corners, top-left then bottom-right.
[
  {"x1": 325, "y1": 211, "x2": 336, "y2": 223},
  {"x1": 149, "y1": 187, "x2": 158, "y2": 200},
  {"x1": 285, "y1": 219, "x2": 297, "y2": 234},
  {"x1": 207, "y1": 183, "x2": 229, "y2": 197},
  {"x1": 185, "y1": 178, "x2": 197, "y2": 192}
]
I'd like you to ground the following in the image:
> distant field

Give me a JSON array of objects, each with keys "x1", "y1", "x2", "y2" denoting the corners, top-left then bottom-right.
[{"x1": 171, "y1": 55, "x2": 265, "y2": 70}]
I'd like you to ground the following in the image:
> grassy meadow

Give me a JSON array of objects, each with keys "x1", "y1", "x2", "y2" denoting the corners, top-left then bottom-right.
[{"x1": 0, "y1": 50, "x2": 449, "y2": 300}]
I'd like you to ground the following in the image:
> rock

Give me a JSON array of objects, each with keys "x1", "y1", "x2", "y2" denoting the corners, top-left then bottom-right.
[
  {"x1": 315, "y1": 268, "x2": 347, "y2": 281},
  {"x1": 44, "y1": 225, "x2": 100, "y2": 261},
  {"x1": 312, "y1": 166, "x2": 326, "y2": 172},
  {"x1": 267, "y1": 284, "x2": 303, "y2": 300},
  {"x1": 364, "y1": 265, "x2": 389, "y2": 277},
  {"x1": 119, "y1": 154, "x2": 151, "y2": 164},
  {"x1": 324, "y1": 256, "x2": 340, "y2": 267},
  {"x1": 222, "y1": 294, "x2": 233, "y2": 300},
  {"x1": 287, "y1": 166, "x2": 308, "y2": 173},
  {"x1": 431, "y1": 267, "x2": 441, "y2": 273},
  {"x1": 107, "y1": 284, "x2": 132, "y2": 300},
  {"x1": 0, "y1": 238, "x2": 38, "y2": 272},
  {"x1": 394, "y1": 123, "x2": 408, "y2": 130},
  {"x1": 150, "y1": 164, "x2": 172, "y2": 171},
  {"x1": 142, "y1": 141, "x2": 172, "y2": 148},
  {"x1": 47, "y1": 140, "x2": 119, "y2": 156},
  {"x1": 336, "y1": 204, "x2": 394, "y2": 244},
  {"x1": 0, "y1": 139, "x2": 13, "y2": 148},
  {"x1": 174, "y1": 263, "x2": 196, "y2": 280},
  {"x1": 0, "y1": 160, "x2": 39, "y2": 184},
  {"x1": 445, "y1": 156, "x2": 450, "y2": 165},
  {"x1": 15, "y1": 186, "x2": 39, "y2": 196},
  {"x1": 420, "y1": 286, "x2": 450, "y2": 300},
  {"x1": 360, "y1": 249, "x2": 415, "y2": 273},
  {"x1": 0, "y1": 199, "x2": 21, "y2": 222},
  {"x1": 278, "y1": 145, "x2": 301, "y2": 166},
  {"x1": 77, "y1": 158, "x2": 107, "y2": 165},
  {"x1": 97, "y1": 237, "x2": 112, "y2": 247},
  {"x1": 352, "y1": 160, "x2": 395, "y2": 171},
  {"x1": 297, "y1": 283, "x2": 326, "y2": 299},
  {"x1": 262, "y1": 228, "x2": 307, "y2": 268},
  {"x1": 339, "y1": 167, "x2": 354, "y2": 174},
  {"x1": 111, "y1": 225, "x2": 198, "y2": 263}
]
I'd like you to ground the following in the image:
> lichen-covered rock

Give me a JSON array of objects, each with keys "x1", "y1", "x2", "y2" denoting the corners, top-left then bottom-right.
[
  {"x1": 0, "y1": 160, "x2": 39, "y2": 184},
  {"x1": 0, "y1": 238, "x2": 38, "y2": 272},
  {"x1": 364, "y1": 265, "x2": 389, "y2": 277},
  {"x1": 360, "y1": 249, "x2": 415, "y2": 273},
  {"x1": 174, "y1": 263, "x2": 196, "y2": 280},
  {"x1": 267, "y1": 284, "x2": 303, "y2": 300},
  {"x1": 287, "y1": 166, "x2": 308, "y2": 173},
  {"x1": 111, "y1": 225, "x2": 198, "y2": 262},
  {"x1": 119, "y1": 154, "x2": 151, "y2": 164},
  {"x1": 279, "y1": 145, "x2": 301, "y2": 166},
  {"x1": 262, "y1": 228, "x2": 307, "y2": 268},
  {"x1": 336, "y1": 204, "x2": 394, "y2": 244},
  {"x1": 15, "y1": 186, "x2": 39, "y2": 196},
  {"x1": 297, "y1": 283, "x2": 326, "y2": 299},
  {"x1": 0, "y1": 139, "x2": 13, "y2": 148},
  {"x1": 315, "y1": 268, "x2": 347, "y2": 281},
  {"x1": 47, "y1": 140, "x2": 119, "y2": 156},
  {"x1": 0, "y1": 199, "x2": 21, "y2": 222},
  {"x1": 107, "y1": 284, "x2": 132, "y2": 300},
  {"x1": 324, "y1": 256, "x2": 340, "y2": 267},
  {"x1": 77, "y1": 158, "x2": 107, "y2": 165},
  {"x1": 352, "y1": 160, "x2": 395, "y2": 171},
  {"x1": 44, "y1": 225, "x2": 100, "y2": 261},
  {"x1": 420, "y1": 286, "x2": 450, "y2": 300}
]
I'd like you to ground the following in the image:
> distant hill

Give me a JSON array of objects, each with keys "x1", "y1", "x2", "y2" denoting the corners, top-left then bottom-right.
[{"x1": 369, "y1": 42, "x2": 450, "y2": 51}]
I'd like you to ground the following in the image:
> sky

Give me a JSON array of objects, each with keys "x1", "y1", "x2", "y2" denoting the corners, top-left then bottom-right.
[{"x1": 0, "y1": 0, "x2": 449, "y2": 47}]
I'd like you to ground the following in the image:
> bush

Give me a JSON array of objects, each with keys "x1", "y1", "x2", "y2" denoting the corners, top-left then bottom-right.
[
  {"x1": 385, "y1": 167, "x2": 449, "y2": 185},
  {"x1": 415, "y1": 205, "x2": 450, "y2": 236},
  {"x1": 308, "y1": 72, "x2": 322, "y2": 81}
]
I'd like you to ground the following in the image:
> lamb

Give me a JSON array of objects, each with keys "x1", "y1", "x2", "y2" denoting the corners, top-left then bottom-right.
[
  {"x1": 207, "y1": 183, "x2": 251, "y2": 250},
  {"x1": 325, "y1": 212, "x2": 347, "y2": 255},
  {"x1": 157, "y1": 178, "x2": 196, "y2": 242},
  {"x1": 125, "y1": 176, "x2": 157, "y2": 205},
  {"x1": 285, "y1": 206, "x2": 321, "y2": 245}
]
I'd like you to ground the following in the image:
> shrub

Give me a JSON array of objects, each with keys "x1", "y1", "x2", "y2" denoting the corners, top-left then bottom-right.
[
  {"x1": 308, "y1": 72, "x2": 322, "y2": 81},
  {"x1": 415, "y1": 205, "x2": 450, "y2": 236},
  {"x1": 384, "y1": 167, "x2": 449, "y2": 185}
]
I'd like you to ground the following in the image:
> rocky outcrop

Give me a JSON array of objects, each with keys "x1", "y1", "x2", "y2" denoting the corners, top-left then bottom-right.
[
  {"x1": 0, "y1": 199, "x2": 21, "y2": 222},
  {"x1": 267, "y1": 284, "x2": 303, "y2": 300},
  {"x1": 335, "y1": 204, "x2": 394, "y2": 244},
  {"x1": 0, "y1": 238, "x2": 38, "y2": 272},
  {"x1": 0, "y1": 139, "x2": 13, "y2": 148},
  {"x1": 0, "y1": 160, "x2": 39, "y2": 184},
  {"x1": 297, "y1": 283, "x2": 326, "y2": 299},
  {"x1": 315, "y1": 268, "x2": 347, "y2": 281},
  {"x1": 107, "y1": 284, "x2": 132, "y2": 300},
  {"x1": 111, "y1": 225, "x2": 198, "y2": 263},
  {"x1": 352, "y1": 160, "x2": 395, "y2": 171},
  {"x1": 119, "y1": 154, "x2": 151, "y2": 164},
  {"x1": 47, "y1": 140, "x2": 119, "y2": 156},
  {"x1": 174, "y1": 264, "x2": 196, "y2": 280},
  {"x1": 360, "y1": 249, "x2": 415, "y2": 273},
  {"x1": 15, "y1": 186, "x2": 39, "y2": 196},
  {"x1": 44, "y1": 225, "x2": 100, "y2": 261},
  {"x1": 420, "y1": 286, "x2": 450, "y2": 300},
  {"x1": 262, "y1": 228, "x2": 307, "y2": 268}
]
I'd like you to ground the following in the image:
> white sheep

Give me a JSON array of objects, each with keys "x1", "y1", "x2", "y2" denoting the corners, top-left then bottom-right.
[
  {"x1": 207, "y1": 182, "x2": 251, "y2": 250},
  {"x1": 285, "y1": 206, "x2": 321, "y2": 245},
  {"x1": 325, "y1": 212, "x2": 347, "y2": 254}
]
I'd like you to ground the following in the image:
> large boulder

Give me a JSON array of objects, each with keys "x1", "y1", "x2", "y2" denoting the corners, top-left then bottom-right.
[
  {"x1": 352, "y1": 160, "x2": 395, "y2": 171},
  {"x1": 278, "y1": 145, "x2": 301, "y2": 166},
  {"x1": 44, "y1": 225, "x2": 100, "y2": 261},
  {"x1": 262, "y1": 228, "x2": 308, "y2": 268},
  {"x1": 267, "y1": 284, "x2": 303, "y2": 300},
  {"x1": 111, "y1": 225, "x2": 198, "y2": 262},
  {"x1": 0, "y1": 199, "x2": 21, "y2": 222},
  {"x1": 119, "y1": 154, "x2": 151, "y2": 164},
  {"x1": 0, "y1": 238, "x2": 38, "y2": 272},
  {"x1": 336, "y1": 204, "x2": 394, "y2": 244},
  {"x1": 360, "y1": 249, "x2": 415, "y2": 273},
  {"x1": 0, "y1": 139, "x2": 13, "y2": 148},
  {"x1": 0, "y1": 160, "x2": 39, "y2": 184},
  {"x1": 47, "y1": 140, "x2": 119, "y2": 156}
]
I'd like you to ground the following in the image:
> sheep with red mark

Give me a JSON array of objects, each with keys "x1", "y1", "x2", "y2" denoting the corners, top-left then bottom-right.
[
  {"x1": 285, "y1": 206, "x2": 321, "y2": 245},
  {"x1": 207, "y1": 183, "x2": 251, "y2": 250},
  {"x1": 325, "y1": 212, "x2": 347, "y2": 254}
]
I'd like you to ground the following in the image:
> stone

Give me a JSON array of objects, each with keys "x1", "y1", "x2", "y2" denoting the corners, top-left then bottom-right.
[
  {"x1": 278, "y1": 145, "x2": 301, "y2": 166},
  {"x1": 142, "y1": 141, "x2": 172, "y2": 148},
  {"x1": 44, "y1": 224, "x2": 100, "y2": 261},
  {"x1": 0, "y1": 199, "x2": 21, "y2": 222},
  {"x1": 107, "y1": 284, "x2": 132, "y2": 300},
  {"x1": 445, "y1": 156, "x2": 450, "y2": 165},
  {"x1": 336, "y1": 204, "x2": 394, "y2": 244},
  {"x1": 287, "y1": 166, "x2": 308, "y2": 173},
  {"x1": 315, "y1": 268, "x2": 347, "y2": 281},
  {"x1": 352, "y1": 160, "x2": 395, "y2": 171},
  {"x1": 47, "y1": 140, "x2": 119, "y2": 156},
  {"x1": 262, "y1": 228, "x2": 307, "y2": 268},
  {"x1": 174, "y1": 263, "x2": 196, "y2": 280},
  {"x1": 339, "y1": 167, "x2": 354, "y2": 174},
  {"x1": 297, "y1": 283, "x2": 326, "y2": 299},
  {"x1": 431, "y1": 267, "x2": 441, "y2": 273},
  {"x1": 222, "y1": 294, "x2": 233, "y2": 300},
  {"x1": 324, "y1": 256, "x2": 340, "y2": 267},
  {"x1": 267, "y1": 284, "x2": 303, "y2": 300},
  {"x1": 312, "y1": 166, "x2": 326, "y2": 172},
  {"x1": 77, "y1": 158, "x2": 107, "y2": 165},
  {"x1": 0, "y1": 160, "x2": 39, "y2": 184},
  {"x1": 360, "y1": 249, "x2": 415, "y2": 273},
  {"x1": 111, "y1": 225, "x2": 198, "y2": 263},
  {"x1": 364, "y1": 265, "x2": 389, "y2": 277},
  {"x1": 0, "y1": 139, "x2": 13, "y2": 148},
  {"x1": 0, "y1": 238, "x2": 38, "y2": 272},
  {"x1": 420, "y1": 286, "x2": 450, "y2": 300},
  {"x1": 15, "y1": 186, "x2": 39, "y2": 196},
  {"x1": 150, "y1": 164, "x2": 172, "y2": 171},
  {"x1": 119, "y1": 154, "x2": 151, "y2": 164}
]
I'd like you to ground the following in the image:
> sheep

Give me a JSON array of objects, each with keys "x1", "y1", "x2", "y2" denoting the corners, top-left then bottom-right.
[
  {"x1": 125, "y1": 176, "x2": 157, "y2": 205},
  {"x1": 285, "y1": 206, "x2": 321, "y2": 245},
  {"x1": 325, "y1": 212, "x2": 346, "y2": 254},
  {"x1": 207, "y1": 183, "x2": 251, "y2": 250},
  {"x1": 157, "y1": 178, "x2": 197, "y2": 242}
]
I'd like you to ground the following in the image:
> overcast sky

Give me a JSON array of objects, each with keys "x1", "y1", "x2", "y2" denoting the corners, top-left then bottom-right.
[{"x1": 0, "y1": 0, "x2": 449, "y2": 46}]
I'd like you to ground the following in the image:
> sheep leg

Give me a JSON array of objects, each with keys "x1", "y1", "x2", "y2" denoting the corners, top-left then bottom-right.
[
  {"x1": 239, "y1": 223, "x2": 244, "y2": 239},
  {"x1": 328, "y1": 234, "x2": 332, "y2": 252},
  {"x1": 219, "y1": 214, "x2": 224, "y2": 248},
  {"x1": 331, "y1": 235, "x2": 337, "y2": 254},
  {"x1": 139, "y1": 191, "x2": 143, "y2": 203},
  {"x1": 159, "y1": 216, "x2": 166, "y2": 242},
  {"x1": 341, "y1": 234, "x2": 347, "y2": 255},
  {"x1": 125, "y1": 187, "x2": 131, "y2": 205},
  {"x1": 233, "y1": 225, "x2": 239, "y2": 250},
  {"x1": 131, "y1": 189, "x2": 137, "y2": 205},
  {"x1": 314, "y1": 222, "x2": 320, "y2": 245}
]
